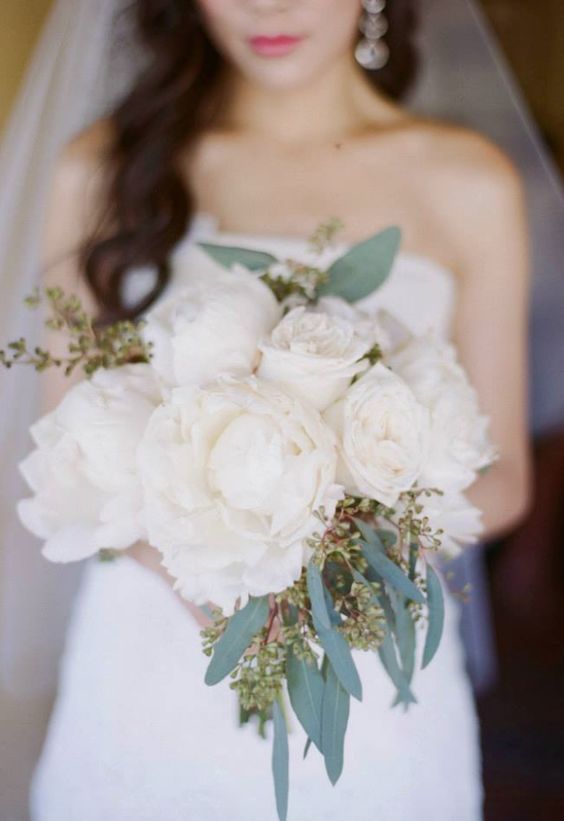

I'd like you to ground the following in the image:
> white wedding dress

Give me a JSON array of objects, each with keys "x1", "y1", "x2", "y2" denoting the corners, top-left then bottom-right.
[{"x1": 30, "y1": 213, "x2": 484, "y2": 821}]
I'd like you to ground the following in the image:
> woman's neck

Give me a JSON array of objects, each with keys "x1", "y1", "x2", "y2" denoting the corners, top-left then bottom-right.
[{"x1": 219, "y1": 54, "x2": 403, "y2": 145}]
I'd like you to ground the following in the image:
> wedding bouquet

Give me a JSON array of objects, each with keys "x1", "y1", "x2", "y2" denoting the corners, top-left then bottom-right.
[{"x1": 4, "y1": 219, "x2": 497, "y2": 820}]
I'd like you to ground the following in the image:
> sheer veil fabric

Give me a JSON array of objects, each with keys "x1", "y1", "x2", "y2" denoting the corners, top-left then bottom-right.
[{"x1": 0, "y1": 0, "x2": 562, "y2": 814}]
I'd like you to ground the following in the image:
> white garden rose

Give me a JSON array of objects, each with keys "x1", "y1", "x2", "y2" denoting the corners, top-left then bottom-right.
[
  {"x1": 138, "y1": 376, "x2": 342, "y2": 614},
  {"x1": 324, "y1": 362, "x2": 430, "y2": 507},
  {"x1": 142, "y1": 267, "x2": 281, "y2": 388},
  {"x1": 389, "y1": 332, "x2": 498, "y2": 492},
  {"x1": 257, "y1": 305, "x2": 371, "y2": 411},
  {"x1": 315, "y1": 296, "x2": 391, "y2": 352},
  {"x1": 17, "y1": 364, "x2": 161, "y2": 562}
]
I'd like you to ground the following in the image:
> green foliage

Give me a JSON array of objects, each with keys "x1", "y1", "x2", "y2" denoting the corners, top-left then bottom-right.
[
  {"x1": 272, "y1": 698, "x2": 289, "y2": 821},
  {"x1": 307, "y1": 216, "x2": 345, "y2": 254},
  {"x1": 354, "y1": 524, "x2": 425, "y2": 604},
  {"x1": 231, "y1": 639, "x2": 287, "y2": 714},
  {"x1": 204, "y1": 595, "x2": 270, "y2": 686},
  {"x1": 0, "y1": 286, "x2": 152, "y2": 377},
  {"x1": 97, "y1": 549, "x2": 122, "y2": 563},
  {"x1": 306, "y1": 561, "x2": 331, "y2": 630},
  {"x1": 286, "y1": 648, "x2": 324, "y2": 752},
  {"x1": 317, "y1": 226, "x2": 401, "y2": 302},
  {"x1": 311, "y1": 598, "x2": 363, "y2": 701},
  {"x1": 195, "y1": 243, "x2": 277, "y2": 271},
  {"x1": 422, "y1": 563, "x2": 445, "y2": 668},
  {"x1": 197, "y1": 218, "x2": 402, "y2": 306},
  {"x1": 320, "y1": 661, "x2": 350, "y2": 784},
  {"x1": 377, "y1": 627, "x2": 418, "y2": 708}
]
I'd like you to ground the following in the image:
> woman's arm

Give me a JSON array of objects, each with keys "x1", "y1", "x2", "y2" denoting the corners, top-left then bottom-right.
[
  {"x1": 437, "y1": 130, "x2": 533, "y2": 542},
  {"x1": 39, "y1": 123, "x2": 213, "y2": 627}
]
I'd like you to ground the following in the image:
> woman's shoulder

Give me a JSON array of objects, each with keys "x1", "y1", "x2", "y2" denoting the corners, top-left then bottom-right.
[
  {"x1": 54, "y1": 116, "x2": 115, "y2": 192},
  {"x1": 45, "y1": 117, "x2": 116, "y2": 244},
  {"x1": 361, "y1": 112, "x2": 521, "y2": 189},
  {"x1": 415, "y1": 118, "x2": 526, "y2": 237},
  {"x1": 359, "y1": 112, "x2": 527, "y2": 273},
  {"x1": 391, "y1": 115, "x2": 523, "y2": 199}
]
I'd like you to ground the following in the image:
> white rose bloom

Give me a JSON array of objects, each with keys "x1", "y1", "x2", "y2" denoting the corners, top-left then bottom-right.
[
  {"x1": 324, "y1": 362, "x2": 430, "y2": 507},
  {"x1": 315, "y1": 296, "x2": 391, "y2": 352},
  {"x1": 142, "y1": 267, "x2": 281, "y2": 388},
  {"x1": 389, "y1": 332, "x2": 498, "y2": 492},
  {"x1": 17, "y1": 365, "x2": 161, "y2": 562},
  {"x1": 138, "y1": 376, "x2": 342, "y2": 614},
  {"x1": 257, "y1": 306, "x2": 371, "y2": 411}
]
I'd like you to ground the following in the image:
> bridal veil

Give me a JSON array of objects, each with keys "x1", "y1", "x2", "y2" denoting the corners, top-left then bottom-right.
[{"x1": 0, "y1": 0, "x2": 563, "y2": 814}]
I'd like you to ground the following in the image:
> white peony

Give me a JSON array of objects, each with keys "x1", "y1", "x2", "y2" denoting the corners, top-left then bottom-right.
[
  {"x1": 389, "y1": 332, "x2": 498, "y2": 492},
  {"x1": 17, "y1": 364, "x2": 161, "y2": 562},
  {"x1": 142, "y1": 267, "x2": 281, "y2": 388},
  {"x1": 138, "y1": 376, "x2": 342, "y2": 614},
  {"x1": 324, "y1": 362, "x2": 430, "y2": 507},
  {"x1": 257, "y1": 305, "x2": 371, "y2": 411}
]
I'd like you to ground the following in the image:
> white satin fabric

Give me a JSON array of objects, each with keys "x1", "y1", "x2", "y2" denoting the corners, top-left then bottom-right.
[{"x1": 30, "y1": 218, "x2": 483, "y2": 821}]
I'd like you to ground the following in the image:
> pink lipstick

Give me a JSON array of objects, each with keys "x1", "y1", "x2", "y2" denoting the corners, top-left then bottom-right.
[{"x1": 248, "y1": 35, "x2": 303, "y2": 57}]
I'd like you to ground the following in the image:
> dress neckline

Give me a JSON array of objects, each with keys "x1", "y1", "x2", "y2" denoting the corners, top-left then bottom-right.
[{"x1": 190, "y1": 211, "x2": 458, "y2": 287}]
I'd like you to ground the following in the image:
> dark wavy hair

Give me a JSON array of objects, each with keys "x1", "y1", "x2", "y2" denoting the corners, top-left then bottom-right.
[{"x1": 82, "y1": 0, "x2": 420, "y2": 322}]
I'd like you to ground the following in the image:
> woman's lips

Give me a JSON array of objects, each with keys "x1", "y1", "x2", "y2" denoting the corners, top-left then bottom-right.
[{"x1": 248, "y1": 35, "x2": 303, "y2": 57}]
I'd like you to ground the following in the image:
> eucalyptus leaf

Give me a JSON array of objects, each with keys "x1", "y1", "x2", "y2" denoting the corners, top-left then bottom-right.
[
  {"x1": 312, "y1": 593, "x2": 362, "y2": 701},
  {"x1": 283, "y1": 603, "x2": 299, "y2": 627},
  {"x1": 307, "y1": 560, "x2": 331, "y2": 630},
  {"x1": 378, "y1": 627, "x2": 418, "y2": 709},
  {"x1": 352, "y1": 517, "x2": 385, "y2": 551},
  {"x1": 408, "y1": 542, "x2": 419, "y2": 581},
  {"x1": 422, "y1": 563, "x2": 445, "y2": 669},
  {"x1": 358, "y1": 538, "x2": 425, "y2": 604},
  {"x1": 376, "y1": 529, "x2": 397, "y2": 549},
  {"x1": 272, "y1": 698, "x2": 289, "y2": 821},
  {"x1": 313, "y1": 619, "x2": 363, "y2": 702},
  {"x1": 205, "y1": 595, "x2": 270, "y2": 686},
  {"x1": 351, "y1": 569, "x2": 398, "y2": 649},
  {"x1": 323, "y1": 585, "x2": 342, "y2": 627},
  {"x1": 377, "y1": 586, "x2": 396, "y2": 628},
  {"x1": 286, "y1": 649, "x2": 324, "y2": 751},
  {"x1": 321, "y1": 662, "x2": 350, "y2": 785},
  {"x1": 351, "y1": 570, "x2": 417, "y2": 707},
  {"x1": 317, "y1": 226, "x2": 401, "y2": 302},
  {"x1": 388, "y1": 589, "x2": 418, "y2": 710},
  {"x1": 196, "y1": 241, "x2": 277, "y2": 272},
  {"x1": 353, "y1": 569, "x2": 411, "y2": 689},
  {"x1": 389, "y1": 589, "x2": 416, "y2": 685}
]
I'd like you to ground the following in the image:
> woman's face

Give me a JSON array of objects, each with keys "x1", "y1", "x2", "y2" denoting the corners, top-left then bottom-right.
[{"x1": 196, "y1": 0, "x2": 363, "y2": 90}]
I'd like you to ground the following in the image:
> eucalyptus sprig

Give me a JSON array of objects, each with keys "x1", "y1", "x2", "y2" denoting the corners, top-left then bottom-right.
[
  {"x1": 260, "y1": 260, "x2": 329, "y2": 303},
  {"x1": 307, "y1": 216, "x2": 346, "y2": 255},
  {"x1": 199, "y1": 492, "x2": 447, "y2": 820},
  {"x1": 0, "y1": 286, "x2": 152, "y2": 377},
  {"x1": 197, "y1": 217, "x2": 402, "y2": 307}
]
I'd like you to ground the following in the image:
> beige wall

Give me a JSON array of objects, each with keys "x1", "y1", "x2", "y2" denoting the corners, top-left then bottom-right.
[
  {"x1": 0, "y1": 0, "x2": 53, "y2": 132},
  {"x1": 481, "y1": 0, "x2": 564, "y2": 172}
]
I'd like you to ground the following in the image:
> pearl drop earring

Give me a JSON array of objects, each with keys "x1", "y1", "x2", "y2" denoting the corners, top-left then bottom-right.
[{"x1": 355, "y1": 0, "x2": 390, "y2": 70}]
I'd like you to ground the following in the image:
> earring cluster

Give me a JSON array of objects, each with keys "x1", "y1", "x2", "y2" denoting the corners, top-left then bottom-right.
[{"x1": 355, "y1": 0, "x2": 390, "y2": 70}]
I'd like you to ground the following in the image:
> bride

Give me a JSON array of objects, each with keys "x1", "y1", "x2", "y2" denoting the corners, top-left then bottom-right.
[{"x1": 30, "y1": 1, "x2": 531, "y2": 819}]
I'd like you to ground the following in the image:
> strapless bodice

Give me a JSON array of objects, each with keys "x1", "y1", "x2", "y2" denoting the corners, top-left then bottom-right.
[{"x1": 124, "y1": 211, "x2": 458, "y2": 340}]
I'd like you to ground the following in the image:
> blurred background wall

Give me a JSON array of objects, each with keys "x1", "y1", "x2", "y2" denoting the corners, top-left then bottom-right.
[
  {"x1": 481, "y1": 0, "x2": 564, "y2": 173},
  {"x1": 0, "y1": 1, "x2": 52, "y2": 132}
]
